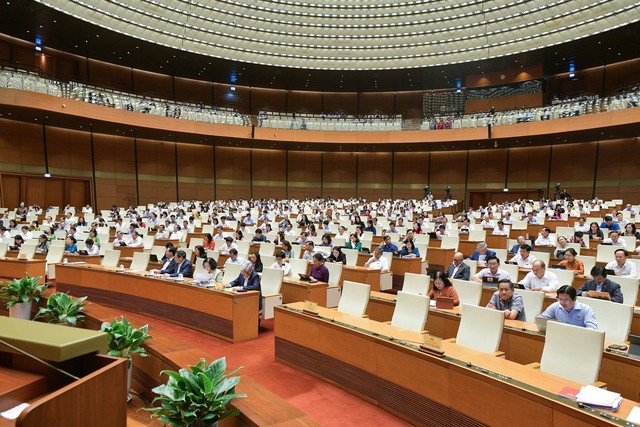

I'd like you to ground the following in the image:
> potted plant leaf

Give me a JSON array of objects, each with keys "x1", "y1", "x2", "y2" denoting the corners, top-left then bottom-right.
[
  {"x1": 0, "y1": 275, "x2": 47, "y2": 320},
  {"x1": 35, "y1": 292, "x2": 89, "y2": 326},
  {"x1": 145, "y1": 357, "x2": 246, "y2": 427},
  {"x1": 100, "y1": 316, "x2": 152, "y2": 401}
]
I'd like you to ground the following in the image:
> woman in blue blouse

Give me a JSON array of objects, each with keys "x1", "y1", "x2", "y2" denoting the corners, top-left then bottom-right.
[
  {"x1": 64, "y1": 236, "x2": 78, "y2": 254},
  {"x1": 399, "y1": 239, "x2": 420, "y2": 258}
]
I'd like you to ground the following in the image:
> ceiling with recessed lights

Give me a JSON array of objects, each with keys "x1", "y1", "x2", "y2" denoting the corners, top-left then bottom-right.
[{"x1": 36, "y1": 0, "x2": 639, "y2": 71}]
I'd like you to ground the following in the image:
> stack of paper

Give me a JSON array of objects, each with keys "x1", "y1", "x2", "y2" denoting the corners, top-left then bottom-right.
[{"x1": 576, "y1": 385, "x2": 623, "y2": 412}]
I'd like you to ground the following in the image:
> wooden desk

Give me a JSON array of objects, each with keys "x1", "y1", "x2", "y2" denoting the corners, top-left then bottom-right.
[
  {"x1": 64, "y1": 254, "x2": 102, "y2": 265},
  {"x1": 153, "y1": 239, "x2": 181, "y2": 249},
  {"x1": 485, "y1": 234, "x2": 508, "y2": 250},
  {"x1": 55, "y1": 264, "x2": 259, "y2": 343},
  {"x1": 275, "y1": 302, "x2": 637, "y2": 426},
  {"x1": 425, "y1": 247, "x2": 455, "y2": 271},
  {"x1": 281, "y1": 277, "x2": 328, "y2": 306},
  {"x1": 111, "y1": 245, "x2": 144, "y2": 258},
  {"x1": 458, "y1": 239, "x2": 482, "y2": 257},
  {"x1": 0, "y1": 258, "x2": 46, "y2": 283},
  {"x1": 341, "y1": 265, "x2": 388, "y2": 292},
  {"x1": 365, "y1": 291, "x2": 640, "y2": 400}
]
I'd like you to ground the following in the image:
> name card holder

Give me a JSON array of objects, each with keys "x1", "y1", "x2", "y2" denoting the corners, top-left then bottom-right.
[
  {"x1": 302, "y1": 300, "x2": 320, "y2": 316},
  {"x1": 420, "y1": 334, "x2": 445, "y2": 357}
]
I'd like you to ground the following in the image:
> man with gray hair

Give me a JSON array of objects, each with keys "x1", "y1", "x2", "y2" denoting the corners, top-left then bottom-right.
[
  {"x1": 228, "y1": 261, "x2": 262, "y2": 309},
  {"x1": 468, "y1": 242, "x2": 496, "y2": 265},
  {"x1": 364, "y1": 247, "x2": 389, "y2": 271},
  {"x1": 519, "y1": 259, "x2": 559, "y2": 292}
]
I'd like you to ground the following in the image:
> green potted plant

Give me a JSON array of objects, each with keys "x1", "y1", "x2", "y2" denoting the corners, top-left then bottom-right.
[
  {"x1": 100, "y1": 316, "x2": 152, "y2": 401},
  {"x1": 0, "y1": 275, "x2": 47, "y2": 320},
  {"x1": 35, "y1": 292, "x2": 89, "y2": 326},
  {"x1": 145, "y1": 357, "x2": 246, "y2": 427}
]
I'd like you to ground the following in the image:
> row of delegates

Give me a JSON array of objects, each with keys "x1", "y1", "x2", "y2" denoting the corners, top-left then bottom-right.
[
  {"x1": 112, "y1": 230, "x2": 144, "y2": 247},
  {"x1": 150, "y1": 249, "x2": 194, "y2": 278}
]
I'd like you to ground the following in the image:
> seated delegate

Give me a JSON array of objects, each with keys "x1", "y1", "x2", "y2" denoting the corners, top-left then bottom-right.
[
  {"x1": 576, "y1": 266, "x2": 624, "y2": 303},
  {"x1": 228, "y1": 262, "x2": 262, "y2": 309},
  {"x1": 486, "y1": 279, "x2": 526, "y2": 321},
  {"x1": 428, "y1": 271, "x2": 460, "y2": 306},
  {"x1": 539, "y1": 285, "x2": 597, "y2": 330}
]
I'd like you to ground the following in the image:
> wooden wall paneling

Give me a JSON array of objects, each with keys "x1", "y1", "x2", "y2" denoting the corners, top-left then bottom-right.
[
  {"x1": 429, "y1": 151, "x2": 467, "y2": 199},
  {"x1": 287, "y1": 91, "x2": 323, "y2": 114},
  {"x1": 93, "y1": 134, "x2": 136, "y2": 208},
  {"x1": 287, "y1": 151, "x2": 321, "y2": 198},
  {"x1": 358, "y1": 92, "x2": 394, "y2": 115},
  {"x1": 87, "y1": 59, "x2": 132, "y2": 92},
  {"x1": 357, "y1": 152, "x2": 392, "y2": 200},
  {"x1": 0, "y1": 174, "x2": 21, "y2": 208},
  {"x1": 322, "y1": 92, "x2": 358, "y2": 115},
  {"x1": 322, "y1": 152, "x2": 357, "y2": 199},
  {"x1": 604, "y1": 58, "x2": 640, "y2": 96},
  {"x1": 173, "y1": 77, "x2": 212, "y2": 105},
  {"x1": 466, "y1": 149, "x2": 508, "y2": 202},
  {"x1": 392, "y1": 152, "x2": 429, "y2": 199},
  {"x1": 65, "y1": 179, "x2": 89, "y2": 208},
  {"x1": 13, "y1": 46, "x2": 35, "y2": 70},
  {"x1": 214, "y1": 147, "x2": 251, "y2": 200},
  {"x1": 213, "y1": 84, "x2": 250, "y2": 114},
  {"x1": 465, "y1": 65, "x2": 544, "y2": 88},
  {"x1": 44, "y1": 178, "x2": 65, "y2": 207},
  {"x1": 251, "y1": 148, "x2": 286, "y2": 199},
  {"x1": 35, "y1": 54, "x2": 54, "y2": 78},
  {"x1": 132, "y1": 69, "x2": 173, "y2": 99},
  {"x1": 24, "y1": 176, "x2": 46, "y2": 207},
  {"x1": 0, "y1": 119, "x2": 45, "y2": 175},
  {"x1": 395, "y1": 91, "x2": 424, "y2": 119},
  {"x1": 250, "y1": 88, "x2": 287, "y2": 115},
  {"x1": 507, "y1": 146, "x2": 550, "y2": 196},
  {"x1": 465, "y1": 93, "x2": 544, "y2": 114},
  {"x1": 548, "y1": 142, "x2": 597, "y2": 200},
  {"x1": 0, "y1": 39, "x2": 10, "y2": 63},
  {"x1": 596, "y1": 138, "x2": 640, "y2": 201},
  {"x1": 54, "y1": 56, "x2": 80, "y2": 82},
  {"x1": 136, "y1": 138, "x2": 176, "y2": 205},
  {"x1": 45, "y1": 127, "x2": 92, "y2": 179},
  {"x1": 176, "y1": 143, "x2": 215, "y2": 202}
]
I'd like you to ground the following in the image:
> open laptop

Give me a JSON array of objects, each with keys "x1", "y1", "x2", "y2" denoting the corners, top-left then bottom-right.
[
  {"x1": 298, "y1": 273, "x2": 317, "y2": 283},
  {"x1": 551, "y1": 264, "x2": 566, "y2": 270},
  {"x1": 535, "y1": 316, "x2": 550, "y2": 334},
  {"x1": 629, "y1": 334, "x2": 640, "y2": 356},
  {"x1": 359, "y1": 247, "x2": 371, "y2": 254},
  {"x1": 481, "y1": 276, "x2": 499, "y2": 287},
  {"x1": 149, "y1": 254, "x2": 159, "y2": 262},
  {"x1": 605, "y1": 268, "x2": 616, "y2": 276},
  {"x1": 77, "y1": 249, "x2": 89, "y2": 255}
]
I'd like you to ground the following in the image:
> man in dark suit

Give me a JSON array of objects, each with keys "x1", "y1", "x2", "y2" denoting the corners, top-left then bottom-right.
[
  {"x1": 446, "y1": 252, "x2": 471, "y2": 281},
  {"x1": 167, "y1": 249, "x2": 193, "y2": 278},
  {"x1": 468, "y1": 242, "x2": 496, "y2": 263},
  {"x1": 576, "y1": 266, "x2": 624, "y2": 303},
  {"x1": 155, "y1": 247, "x2": 177, "y2": 275},
  {"x1": 229, "y1": 262, "x2": 262, "y2": 309}
]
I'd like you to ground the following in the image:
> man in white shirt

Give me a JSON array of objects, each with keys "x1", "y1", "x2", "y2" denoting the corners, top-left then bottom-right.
[
  {"x1": 510, "y1": 244, "x2": 537, "y2": 268},
  {"x1": 19, "y1": 225, "x2": 34, "y2": 240},
  {"x1": 459, "y1": 218, "x2": 475, "y2": 233},
  {"x1": 534, "y1": 227, "x2": 556, "y2": 246},
  {"x1": 472, "y1": 255, "x2": 512, "y2": 284},
  {"x1": 605, "y1": 249, "x2": 637, "y2": 278},
  {"x1": 213, "y1": 225, "x2": 225, "y2": 240},
  {"x1": 492, "y1": 221, "x2": 509, "y2": 236},
  {"x1": 435, "y1": 224, "x2": 450, "y2": 239},
  {"x1": 271, "y1": 251, "x2": 292, "y2": 276},
  {"x1": 113, "y1": 231, "x2": 128, "y2": 246},
  {"x1": 519, "y1": 260, "x2": 559, "y2": 292},
  {"x1": 501, "y1": 211, "x2": 513, "y2": 225},
  {"x1": 218, "y1": 236, "x2": 237, "y2": 254},
  {"x1": 243, "y1": 213, "x2": 256, "y2": 226},
  {"x1": 155, "y1": 224, "x2": 169, "y2": 240},
  {"x1": 480, "y1": 214, "x2": 495, "y2": 229},
  {"x1": 84, "y1": 238, "x2": 100, "y2": 256},
  {"x1": 169, "y1": 225, "x2": 183, "y2": 240},
  {"x1": 364, "y1": 247, "x2": 389, "y2": 271},
  {"x1": 224, "y1": 248, "x2": 244, "y2": 266},
  {"x1": 284, "y1": 223, "x2": 297, "y2": 237},
  {"x1": 574, "y1": 217, "x2": 589, "y2": 233},
  {"x1": 603, "y1": 230, "x2": 626, "y2": 248},
  {"x1": 128, "y1": 231, "x2": 144, "y2": 247},
  {"x1": 302, "y1": 241, "x2": 320, "y2": 261}
]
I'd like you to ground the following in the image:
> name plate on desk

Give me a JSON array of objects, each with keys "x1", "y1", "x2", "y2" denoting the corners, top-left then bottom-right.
[
  {"x1": 420, "y1": 334, "x2": 445, "y2": 357},
  {"x1": 303, "y1": 300, "x2": 319, "y2": 316},
  {"x1": 18, "y1": 253, "x2": 27, "y2": 260}
]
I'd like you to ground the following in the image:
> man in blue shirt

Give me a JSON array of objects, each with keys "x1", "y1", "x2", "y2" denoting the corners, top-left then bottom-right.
[
  {"x1": 380, "y1": 235, "x2": 398, "y2": 254},
  {"x1": 600, "y1": 215, "x2": 621, "y2": 231},
  {"x1": 540, "y1": 285, "x2": 597, "y2": 329}
]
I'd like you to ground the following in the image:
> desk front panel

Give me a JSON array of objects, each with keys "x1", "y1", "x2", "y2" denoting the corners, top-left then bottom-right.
[{"x1": 0, "y1": 258, "x2": 46, "y2": 283}]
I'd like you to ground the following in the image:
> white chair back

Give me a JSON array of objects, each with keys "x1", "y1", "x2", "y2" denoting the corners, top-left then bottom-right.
[
  {"x1": 402, "y1": 273, "x2": 430, "y2": 296},
  {"x1": 235, "y1": 241, "x2": 251, "y2": 255},
  {"x1": 130, "y1": 252, "x2": 151, "y2": 271},
  {"x1": 150, "y1": 245, "x2": 166, "y2": 259},
  {"x1": 261, "y1": 255, "x2": 276, "y2": 267},
  {"x1": 0, "y1": 242, "x2": 7, "y2": 257},
  {"x1": 102, "y1": 249, "x2": 121, "y2": 267},
  {"x1": 540, "y1": 321, "x2": 605, "y2": 385},
  {"x1": 222, "y1": 263, "x2": 243, "y2": 285},
  {"x1": 189, "y1": 237, "x2": 204, "y2": 248},
  {"x1": 514, "y1": 288, "x2": 545, "y2": 322},
  {"x1": 289, "y1": 258, "x2": 309, "y2": 277},
  {"x1": 577, "y1": 297, "x2": 633, "y2": 342},
  {"x1": 207, "y1": 250, "x2": 220, "y2": 262},
  {"x1": 456, "y1": 304, "x2": 504, "y2": 354},
  {"x1": 551, "y1": 268, "x2": 575, "y2": 287},
  {"x1": 337, "y1": 281, "x2": 370, "y2": 317},
  {"x1": 415, "y1": 243, "x2": 428, "y2": 261},
  {"x1": 193, "y1": 259, "x2": 208, "y2": 276},
  {"x1": 18, "y1": 244, "x2": 37, "y2": 260},
  {"x1": 468, "y1": 230, "x2": 486, "y2": 241},
  {"x1": 577, "y1": 255, "x2": 596, "y2": 276},
  {"x1": 45, "y1": 245, "x2": 65, "y2": 264},
  {"x1": 261, "y1": 267, "x2": 284, "y2": 296},
  {"x1": 290, "y1": 244, "x2": 302, "y2": 259},
  {"x1": 452, "y1": 279, "x2": 482, "y2": 306},
  {"x1": 391, "y1": 291, "x2": 430, "y2": 333},
  {"x1": 596, "y1": 245, "x2": 618, "y2": 263},
  {"x1": 462, "y1": 259, "x2": 477, "y2": 275},
  {"x1": 342, "y1": 248, "x2": 359, "y2": 266},
  {"x1": 142, "y1": 235, "x2": 155, "y2": 250},
  {"x1": 259, "y1": 242, "x2": 276, "y2": 256},
  {"x1": 500, "y1": 263, "x2": 520, "y2": 281},
  {"x1": 491, "y1": 249, "x2": 508, "y2": 262},
  {"x1": 530, "y1": 251, "x2": 550, "y2": 266},
  {"x1": 325, "y1": 262, "x2": 343, "y2": 287},
  {"x1": 441, "y1": 236, "x2": 459, "y2": 251},
  {"x1": 614, "y1": 276, "x2": 639, "y2": 306},
  {"x1": 99, "y1": 241, "x2": 114, "y2": 256}
]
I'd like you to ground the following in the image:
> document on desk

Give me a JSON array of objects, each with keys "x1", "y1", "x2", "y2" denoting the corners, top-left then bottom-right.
[
  {"x1": 576, "y1": 385, "x2": 622, "y2": 411},
  {"x1": 626, "y1": 406, "x2": 640, "y2": 424},
  {"x1": 1, "y1": 403, "x2": 29, "y2": 420}
]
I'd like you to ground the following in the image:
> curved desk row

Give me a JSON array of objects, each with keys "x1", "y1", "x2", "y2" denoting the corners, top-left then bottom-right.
[
  {"x1": 275, "y1": 303, "x2": 639, "y2": 427},
  {"x1": 55, "y1": 264, "x2": 259, "y2": 343}
]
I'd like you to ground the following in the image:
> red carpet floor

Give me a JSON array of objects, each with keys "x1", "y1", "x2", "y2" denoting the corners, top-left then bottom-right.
[{"x1": 127, "y1": 313, "x2": 410, "y2": 427}]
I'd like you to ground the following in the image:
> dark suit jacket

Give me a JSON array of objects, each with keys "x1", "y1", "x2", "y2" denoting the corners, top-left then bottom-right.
[
  {"x1": 446, "y1": 262, "x2": 471, "y2": 281},
  {"x1": 577, "y1": 279, "x2": 624, "y2": 303},
  {"x1": 230, "y1": 270, "x2": 262, "y2": 309},
  {"x1": 169, "y1": 259, "x2": 194, "y2": 278},
  {"x1": 160, "y1": 258, "x2": 176, "y2": 274},
  {"x1": 469, "y1": 249, "x2": 496, "y2": 261}
]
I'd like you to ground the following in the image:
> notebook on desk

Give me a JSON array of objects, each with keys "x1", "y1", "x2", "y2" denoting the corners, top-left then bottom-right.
[
  {"x1": 628, "y1": 334, "x2": 640, "y2": 357},
  {"x1": 435, "y1": 297, "x2": 454, "y2": 310},
  {"x1": 605, "y1": 268, "x2": 616, "y2": 276},
  {"x1": 588, "y1": 291, "x2": 611, "y2": 301}
]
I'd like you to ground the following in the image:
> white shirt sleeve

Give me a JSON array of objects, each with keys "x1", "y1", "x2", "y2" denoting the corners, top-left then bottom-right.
[{"x1": 540, "y1": 271, "x2": 559, "y2": 292}]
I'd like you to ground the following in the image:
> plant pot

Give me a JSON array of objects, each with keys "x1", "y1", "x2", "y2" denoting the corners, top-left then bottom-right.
[
  {"x1": 192, "y1": 421, "x2": 218, "y2": 427},
  {"x1": 9, "y1": 302, "x2": 33, "y2": 320}
]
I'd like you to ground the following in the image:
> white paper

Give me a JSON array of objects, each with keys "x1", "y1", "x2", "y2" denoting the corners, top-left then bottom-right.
[
  {"x1": 576, "y1": 385, "x2": 621, "y2": 407},
  {"x1": 627, "y1": 406, "x2": 640, "y2": 424},
  {"x1": 1, "y1": 403, "x2": 29, "y2": 420}
]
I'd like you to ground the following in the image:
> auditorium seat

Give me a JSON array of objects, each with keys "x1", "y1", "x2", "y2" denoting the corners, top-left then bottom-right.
[
  {"x1": 337, "y1": 281, "x2": 370, "y2": 317},
  {"x1": 452, "y1": 279, "x2": 482, "y2": 306},
  {"x1": 454, "y1": 304, "x2": 505, "y2": 354},
  {"x1": 401, "y1": 273, "x2": 430, "y2": 296},
  {"x1": 390, "y1": 291, "x2": 429, "y2": 333},
  {"x1": 514, "y1": 288, "x2": 545, "y2": 322},
  {"x1": 577, "y1": 297, "x2": 633, "y2": 342},
  {"x1": 261, "y1": 267, "x2": 284, "y2": 320}
]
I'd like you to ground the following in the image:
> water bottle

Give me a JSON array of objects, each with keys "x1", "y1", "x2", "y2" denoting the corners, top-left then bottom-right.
[
  {"x1": 119, "y1": 264, "x2": 124, "y2": 271},
  {"x1": 178, "y1": 273, "x2": 183, "y2": 280},
  {"x1": 63, "y1": 258, "x2": 68, "y2": 264}
]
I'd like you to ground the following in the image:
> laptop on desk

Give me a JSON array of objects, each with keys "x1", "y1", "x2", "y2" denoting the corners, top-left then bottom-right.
[
  {"x1": 605, "y1": 268, "x2": 616, "y2": 276},
  {"x1": 551, "y1": 264, "x2": 566, "y2": 270},
  {"x1": 77, "y1": 250, "x2": 89, "y2": 256},
  {"x1": 629, "y1": 334, "x2": 640, "y2": 356},
  {"x1": 149, "y1": 254, "x2": 159, "y2": 262},
  {"x1": 535, "y1": 316, "x2": 550, "y2": 334},
  {"x1": 482, "y1": 276, "x2": 499, "y2": 287}
]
